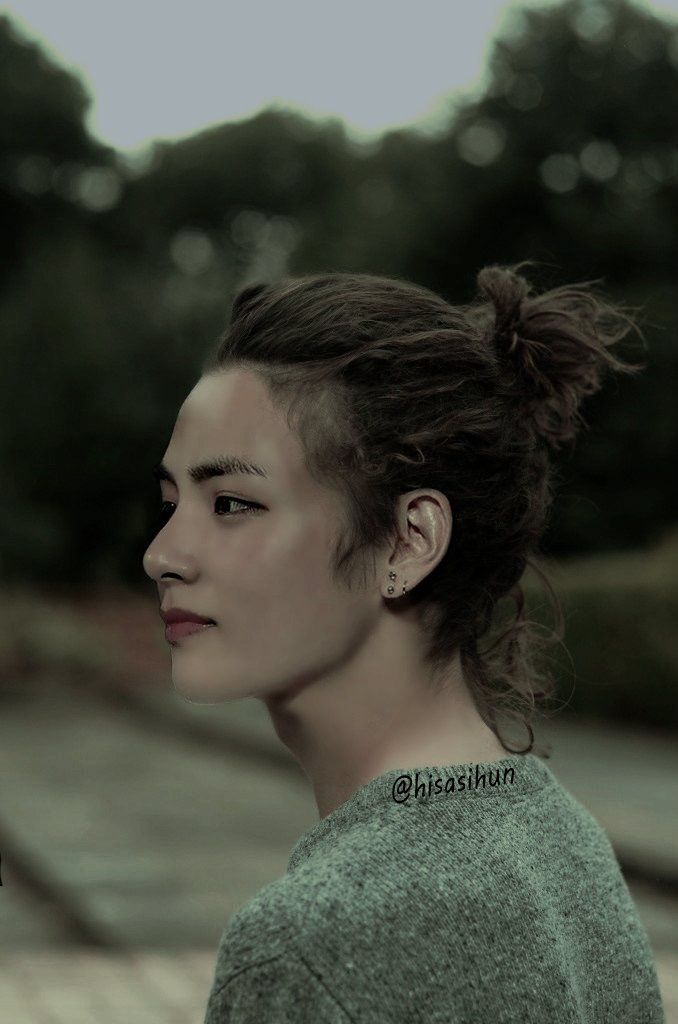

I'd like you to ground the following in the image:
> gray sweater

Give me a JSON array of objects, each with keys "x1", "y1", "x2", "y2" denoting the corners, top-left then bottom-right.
[{"x1": 203, "y1": 753, "x2": 665, "y2": 1023}]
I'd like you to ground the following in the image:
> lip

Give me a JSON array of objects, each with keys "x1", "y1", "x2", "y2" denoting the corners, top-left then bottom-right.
[
  {"x1": 165, "y1": 621, "x2": 216, "y2": 643},
  {"x1": 160, "y1": 607, "x2": 216, "y2": 625}
]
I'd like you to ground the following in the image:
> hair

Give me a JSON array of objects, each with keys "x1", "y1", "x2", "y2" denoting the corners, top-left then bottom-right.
[{"x1": 201, "y1": 260, "x2": 647, "y2": 757}]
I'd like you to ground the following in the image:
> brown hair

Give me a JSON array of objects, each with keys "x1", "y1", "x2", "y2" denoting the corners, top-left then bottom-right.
[{"x1": 201, "y1": 260, "x2": 646, "y2": 757}]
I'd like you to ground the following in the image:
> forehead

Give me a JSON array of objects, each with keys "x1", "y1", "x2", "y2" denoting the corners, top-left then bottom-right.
[
  {"x1": 168, "y1": 367, "x2": 303, "y2": 487},
  {"x1": 180, "y1": 368, "x2": 276, "y2": 427}
]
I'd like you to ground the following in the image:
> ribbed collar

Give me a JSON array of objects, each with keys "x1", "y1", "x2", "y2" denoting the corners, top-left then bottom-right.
[{"x1": 287, "y1": 753, "x2": 554, "y2": 872}]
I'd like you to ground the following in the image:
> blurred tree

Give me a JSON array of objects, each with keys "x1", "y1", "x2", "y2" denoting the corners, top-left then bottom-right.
[
  {"x1": 0, "y1": 0, "x2": 676, "y2": 590},
  {"x1": 327, "y1": 0, "x2": 678, "y2": 553},
  {"x1": 0, "y1": 15, "x2": 121, "y2": 290}
]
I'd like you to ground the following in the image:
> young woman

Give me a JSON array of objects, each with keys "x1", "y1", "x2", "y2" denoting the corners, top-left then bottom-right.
[{"x1": 143, "y1": 262, "x2": 664, "y2": 1023}]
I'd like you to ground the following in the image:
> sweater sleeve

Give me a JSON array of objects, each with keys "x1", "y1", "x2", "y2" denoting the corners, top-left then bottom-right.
[{"x1": 203, "y1": 954, "x2": 354, "y2": 1024}]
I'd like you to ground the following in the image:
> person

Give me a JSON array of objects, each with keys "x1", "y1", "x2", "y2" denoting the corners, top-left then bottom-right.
[{"x1": 143, "y1": 262, "x2": 665, "y2": 1023}]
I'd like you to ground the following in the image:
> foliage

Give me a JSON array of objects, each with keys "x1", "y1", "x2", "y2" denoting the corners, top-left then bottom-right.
[{"x1": 0, "y1": 0, "x2": 676, "y2": 591}]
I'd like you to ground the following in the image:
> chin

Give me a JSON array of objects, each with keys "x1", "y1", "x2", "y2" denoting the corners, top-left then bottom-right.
[{"x1": 170, "y1": 669, "x2": 229, "y2": 705}]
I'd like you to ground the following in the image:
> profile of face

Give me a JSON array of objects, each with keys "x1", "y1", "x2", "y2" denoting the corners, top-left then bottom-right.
[{"x1": 143, "y1": 367, "x2": 380, "y2": 705}]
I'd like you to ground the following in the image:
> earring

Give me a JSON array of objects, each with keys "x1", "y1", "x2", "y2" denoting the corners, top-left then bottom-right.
[{"x1": 387, "y1": 570, "x2": 407, "y2": 596}]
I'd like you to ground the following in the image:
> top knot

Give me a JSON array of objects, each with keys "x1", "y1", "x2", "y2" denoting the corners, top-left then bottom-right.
[
  {"x1": 477, "y1": 261, "x2": 532, "y2": 365},
  {"x1": 475, "y1": 259, "x2": 646, "y2": 451}
]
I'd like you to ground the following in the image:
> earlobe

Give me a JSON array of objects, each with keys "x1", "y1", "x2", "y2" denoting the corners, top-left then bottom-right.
[{"x1": 386, "y1": 569, "x2": 408, "y2": 597}]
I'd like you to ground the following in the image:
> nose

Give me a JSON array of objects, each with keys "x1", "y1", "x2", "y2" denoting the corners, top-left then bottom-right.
[
  {"x1": 142, "y1": 537, "x2": 162, "y2": 582},
  {"x1": 143, "y1": 528, "x2": 200, "y2": 584},
  {"x1": 143, "y1": 526, "x2": 180, "y2": 582}
]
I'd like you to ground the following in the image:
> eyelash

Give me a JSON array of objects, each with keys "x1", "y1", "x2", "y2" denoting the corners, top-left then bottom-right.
[{"x1": 158, "y1": 495, "x2": 261, "y2": 524}]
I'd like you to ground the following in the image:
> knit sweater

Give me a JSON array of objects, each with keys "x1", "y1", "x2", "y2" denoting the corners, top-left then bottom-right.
[{"x1": 203, "y1": 753, "x2": 665, "y2": 1023}]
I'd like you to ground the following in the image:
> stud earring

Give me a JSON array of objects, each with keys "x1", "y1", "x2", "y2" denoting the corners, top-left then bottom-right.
[{"x1": 387, "y1": 570, "x2": 407, "y2": 596}]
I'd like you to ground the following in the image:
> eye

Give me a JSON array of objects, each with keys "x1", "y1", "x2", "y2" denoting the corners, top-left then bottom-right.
[{"x1": 157, "y1": 495, "x2": 261, "y2": 527}]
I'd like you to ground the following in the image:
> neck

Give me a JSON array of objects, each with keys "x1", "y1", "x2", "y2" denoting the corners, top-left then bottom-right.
[{"x1": 262, "y1": 648, "x2": 508, "y2": 820}]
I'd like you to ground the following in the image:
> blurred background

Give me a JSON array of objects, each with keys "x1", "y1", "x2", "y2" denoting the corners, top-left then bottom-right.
[{"x1": 0, "y1": 0, "x2": 677, "y2": 1019}]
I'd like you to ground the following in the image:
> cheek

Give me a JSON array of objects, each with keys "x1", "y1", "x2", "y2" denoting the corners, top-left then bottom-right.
[
  {"x1": 228, "y1": 516, "x2": 349, "y2": 635},
  {"x1": 175, "y1": 517, "x2": 373, "y2": 701},
  {"x1": 240, "y1": 532, "x2": 337, "y2": 619}
]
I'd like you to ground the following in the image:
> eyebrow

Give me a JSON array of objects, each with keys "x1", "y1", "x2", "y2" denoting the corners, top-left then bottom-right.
[{"x1": 152, "y1": 454, "x2": 269, "y2": 485}]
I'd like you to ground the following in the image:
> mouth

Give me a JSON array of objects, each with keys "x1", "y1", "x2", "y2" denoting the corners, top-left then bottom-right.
[{"x1": 165, "y1": 621, "x2": 217, "y2": 643}]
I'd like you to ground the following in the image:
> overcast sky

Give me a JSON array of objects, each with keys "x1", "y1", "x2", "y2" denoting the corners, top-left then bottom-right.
[{"x1": 3, "y1": 0, "x2": 677, "y2": 157}]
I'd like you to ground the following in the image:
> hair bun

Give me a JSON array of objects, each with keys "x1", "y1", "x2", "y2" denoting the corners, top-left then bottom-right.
[
  {"x1": 476, "y1": 259, "x2": 645, "y2": 450},
  {"x1": 477, "y1": 263, "x2": 531, "y2": 363}
]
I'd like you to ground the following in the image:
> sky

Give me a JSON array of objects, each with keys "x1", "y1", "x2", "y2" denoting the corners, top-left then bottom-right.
[{"x1": 3, "y1": 0, "x2": 678, "y2": 160}]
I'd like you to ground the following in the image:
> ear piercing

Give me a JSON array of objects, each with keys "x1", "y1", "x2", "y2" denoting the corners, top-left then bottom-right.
[{"x1": 387, "y1": 570, "x2": 407, "y2": 596}]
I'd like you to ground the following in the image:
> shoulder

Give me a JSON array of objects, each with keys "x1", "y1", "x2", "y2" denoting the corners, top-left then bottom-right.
[
  {"x1": 204, "y1": 951, "x2": 354, "y2": 1024},
  {"x1": 210, "y1": 812, "x2": 456, "y2": 989},
  {"x1": 210, "y1": 855, "x2": 361, "y2": 983},
  {"x1": 205, "y1": 870, "x2": 359, "y2": 1023}
]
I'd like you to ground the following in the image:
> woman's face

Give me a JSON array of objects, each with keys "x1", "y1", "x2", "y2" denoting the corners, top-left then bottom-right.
[{"x1": 143, "y1": 367, "x2": 378, "y2": 704}]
